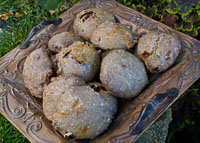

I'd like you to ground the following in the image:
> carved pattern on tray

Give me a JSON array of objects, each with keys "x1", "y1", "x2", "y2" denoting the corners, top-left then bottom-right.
[
  {"x1": 0, "y1": 78, "x2": 60, "y2": 143},
  {"x1": 0, "y1": 0, "x2": 200, "y2": 143}
]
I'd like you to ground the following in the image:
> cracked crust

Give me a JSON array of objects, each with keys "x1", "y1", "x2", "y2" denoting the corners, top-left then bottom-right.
[
  {"x1": 73, "y1": 7, "x2": 116, "y2": 40},
  {"x1": 56, "y1": 41, "x2": 100, "y2": 82},
  {"x1": 43, "y1": 76, "x2": 85, "y2": 121},
  {"x1": 51, "y1": 85, "x2": 117, "y2": 139},
  {"x1": 90, "y1": 21, "x2": 136, "y2": 50},
  {"x1": 136, "y1": 32, "x2": 181, "y2": 73}
]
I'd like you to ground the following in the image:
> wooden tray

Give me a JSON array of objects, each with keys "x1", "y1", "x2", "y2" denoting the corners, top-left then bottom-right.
[{"x1": 1, "y1": 0, "x2": 200, "y2": 142}]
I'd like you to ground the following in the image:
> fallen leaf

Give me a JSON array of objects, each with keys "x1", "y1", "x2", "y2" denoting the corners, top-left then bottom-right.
[
  {"x1": 0, "y1": 14, "x2": 8, "y2": 21},
  {"x1": 9, "y1": 11, "x2": 14, "y2": 16},
  {"x1": 15, "y1": 12, "x2": 23, "y2": 18}
]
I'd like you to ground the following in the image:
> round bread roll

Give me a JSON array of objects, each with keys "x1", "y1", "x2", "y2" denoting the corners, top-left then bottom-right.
[
  {"x1": 100, "y1": 50, "x2": 148, "y2": 99},
  {"x1": 136, "y1": 32, "x2": 181, "y2": 73},
  {"x1": 73, "y1": 7, "x2": 116, "y2": 40},
  {"x1": 90, "y1": 21, "x2": 136, "y2": 50},
  {"x1": 51, "y1": 84, "x2": 117, "y2": 139},
  {"x1": 57, "y1": 41, "x2": 100, "y2": 82},
  {"x1": 48, "y1": 32, "x2": 83, "y2": 53},
  {"x1": 23, "y1": 47, "x2": 53, "y2": 98},
  {"x1": 43, "y1": 76, "x2": 85, "y2": 120}
]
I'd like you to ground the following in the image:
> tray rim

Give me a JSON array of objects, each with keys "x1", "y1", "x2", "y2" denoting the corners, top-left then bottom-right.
[{"x1": 0, "y1": 0, "x2": 200, "y2": 143}]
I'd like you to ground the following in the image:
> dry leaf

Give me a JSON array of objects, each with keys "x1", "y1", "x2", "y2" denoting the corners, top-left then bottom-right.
[
  {"x1": 9, "y1": 11, "x2": 14, "y2": 16},
  {"x1": 15, "y1": 12, "x2": 23, "y2": 18},
  {"x1": 0, "y1": 14, "x2": 8, "y2": 20}
]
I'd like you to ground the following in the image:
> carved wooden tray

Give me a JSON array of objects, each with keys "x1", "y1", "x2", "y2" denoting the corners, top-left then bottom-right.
[{"x1": 1, "y1": 0, "x2": 200, "y2": 142}]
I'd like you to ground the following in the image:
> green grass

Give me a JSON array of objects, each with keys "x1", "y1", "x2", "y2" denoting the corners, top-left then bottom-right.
[
  {"x1": 0, "y1": 0, "x2": 58, "y2": 57},
  {"x1": 0, "y1": 114, "x2": 28, "y2": 143}
]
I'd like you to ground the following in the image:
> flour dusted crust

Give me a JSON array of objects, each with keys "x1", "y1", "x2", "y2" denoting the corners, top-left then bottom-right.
[
  {"x1": 52, "y1": 85, "x2": 117, "y2": 139},
  {"x1": 73, "y1": 7, "x2": 116, "y2": 40},
  {"x1": 43, "y1": 76, "x2": 85, "y2": 120},
  {"x1": 91, "y1": 21, "x2": 136, "y2": 50},
  {"x1": 136, "y1": 32, "x2": 181, "y2": 73},
  {"x1": 100, "y1": 50, "x2": 148, "y2": 99},
  {"x1": 43, "y1": 76, "x2": 117, "y2": 139},
  {"x1": 23, "y1": 47, "x2": 53, "y2": 98}
]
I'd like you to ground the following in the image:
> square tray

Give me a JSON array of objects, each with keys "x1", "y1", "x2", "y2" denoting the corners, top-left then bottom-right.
[{"x1": 0, "y1": 0, "x2": 200, "y2": 142}]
